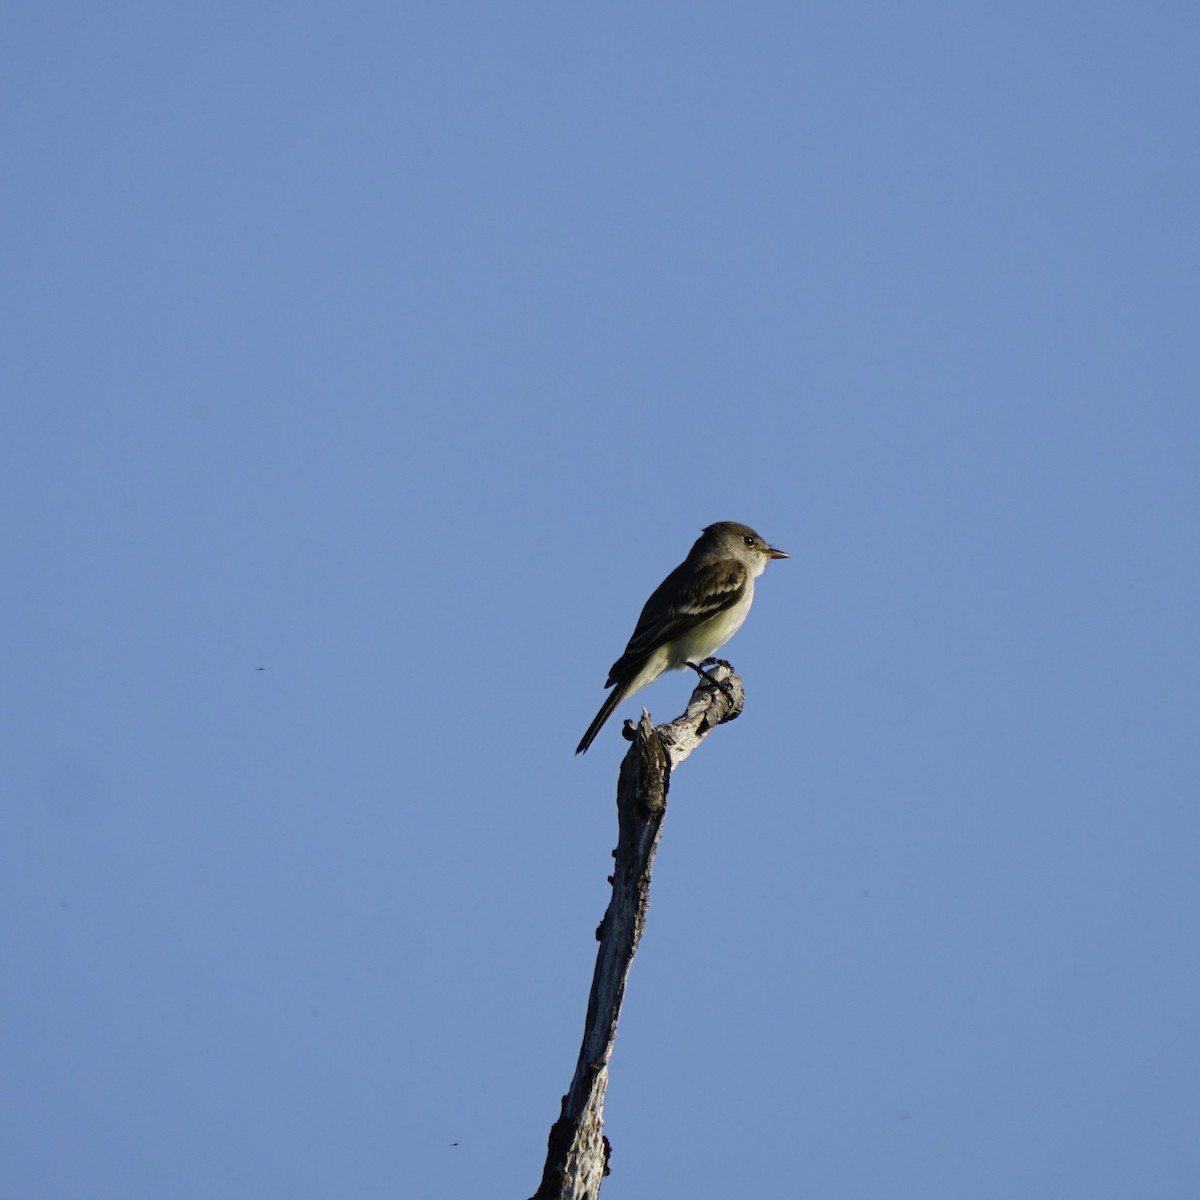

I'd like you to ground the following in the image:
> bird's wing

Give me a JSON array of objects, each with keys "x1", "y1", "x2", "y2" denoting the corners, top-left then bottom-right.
[{"x1": 604, "y1": 557, "x2": 748, "y2": 684}]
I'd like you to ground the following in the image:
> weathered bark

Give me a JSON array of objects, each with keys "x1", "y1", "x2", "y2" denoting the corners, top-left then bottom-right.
[{"x1": 530, "y1": 660, "x2": 744, "y2": 1200}]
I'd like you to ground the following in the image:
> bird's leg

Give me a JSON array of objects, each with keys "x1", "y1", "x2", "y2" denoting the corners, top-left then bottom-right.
[
  {"x1": 684, "y1": 660, "x2": 721, "y2": 686},
  {"x1": 685, "y1": 658, "x2": 737, "y2": 703}
]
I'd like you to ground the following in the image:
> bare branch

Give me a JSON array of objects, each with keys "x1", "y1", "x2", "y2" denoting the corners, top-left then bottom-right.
[
  {"x1": 530, "y1": 661, "x2": 744, "y2": 1200},
  {"x1": 657, "y1": 658, "x2": 744, "y2": 767}
]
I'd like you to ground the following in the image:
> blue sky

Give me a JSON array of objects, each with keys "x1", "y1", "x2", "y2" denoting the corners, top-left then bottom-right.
[{"x1": 3, "y1": 4, "x2": 1198, "y2": 1197}]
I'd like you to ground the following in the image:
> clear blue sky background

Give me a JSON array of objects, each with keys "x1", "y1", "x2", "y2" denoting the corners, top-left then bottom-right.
[{"x1": 3, "y1": 4, "x2": 1198, "y2": 1198}]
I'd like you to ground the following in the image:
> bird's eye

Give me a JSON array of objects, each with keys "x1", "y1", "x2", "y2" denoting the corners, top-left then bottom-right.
[{"x1": 743, "y1": 535, "x2": 756, "y2": 546}]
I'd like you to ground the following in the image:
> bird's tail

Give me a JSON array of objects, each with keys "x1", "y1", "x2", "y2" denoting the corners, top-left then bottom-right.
[{"x1": 575, "y1": 683, "x2": 630, "y2": 755}]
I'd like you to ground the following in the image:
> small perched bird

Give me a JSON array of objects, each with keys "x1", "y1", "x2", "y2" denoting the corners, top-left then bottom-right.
[{"x1": 576, "y1": 521, "x2": 788, "y2": 754}]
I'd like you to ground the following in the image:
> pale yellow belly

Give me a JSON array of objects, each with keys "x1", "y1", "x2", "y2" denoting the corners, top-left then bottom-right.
[{"x1": 625, "y1": 585, "x2": 755, "y2": 699}]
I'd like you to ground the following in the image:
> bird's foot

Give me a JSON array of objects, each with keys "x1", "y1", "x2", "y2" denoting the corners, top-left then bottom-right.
[{"x1": 684, "y1": 658, "x2": 736, "y2": 702}]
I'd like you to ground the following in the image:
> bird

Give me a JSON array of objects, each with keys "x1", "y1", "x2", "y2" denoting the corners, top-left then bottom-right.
[{"x1": 576, "y1": 521, "x2": 788, "y2": 754}]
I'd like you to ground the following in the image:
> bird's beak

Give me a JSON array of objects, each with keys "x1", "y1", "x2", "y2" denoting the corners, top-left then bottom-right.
[{"x1": 766, "y1": 546, "x2": 789, "y2": 560}]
